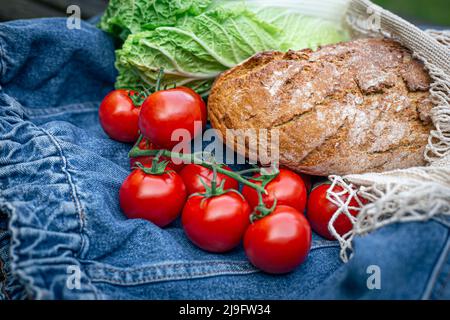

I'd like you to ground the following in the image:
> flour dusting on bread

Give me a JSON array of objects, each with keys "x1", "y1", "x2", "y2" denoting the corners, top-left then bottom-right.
[{"x1": 208, "y1": 38, "x2": 433, "y2": 176}]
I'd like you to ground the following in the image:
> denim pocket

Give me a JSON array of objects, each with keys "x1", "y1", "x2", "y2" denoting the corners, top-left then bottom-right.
[
  {"x1": 77, "y1": 242, "x2": 340, "y2": 300},
  {"x1": 85, "y1": 261, "x2": 259, "y2": 286},
  {"x1": 83, "y1": 239, "x2": 339, "y2": 287}
]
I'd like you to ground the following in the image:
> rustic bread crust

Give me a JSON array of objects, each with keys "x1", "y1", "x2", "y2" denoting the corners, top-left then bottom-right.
[{"x1": 208, "y1": 38, "x2": 433, "y2": 176}]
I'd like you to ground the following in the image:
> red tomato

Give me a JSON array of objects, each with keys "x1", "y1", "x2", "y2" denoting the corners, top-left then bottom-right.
[
  {"x1": 119, "y1": 168, "x2": 187, "y2": 227},
  {"x1": 179, "y1": 164, "x2": 239, "y2": 195},
  {"x1": 307, "y1": 184, "x2": 366, "y2": 240},
  {"x1": 244, "y1": 205, "x2": 311, "y2": 274},
  {"x1": 182, "y1": 192, "x2": 251, "y2": 252},
  {"x1": 242, "y1": 169, "x2": 307, "y2": 213},
  {"x1": 139, "y1": 87, "x2": 206, "y2": 149},
  {"x1": 99, "y1": 89, "x2": 141, "y2": 143},
  {"x1": 129, "y1": 138, "x2": 186, "y2": 172}
]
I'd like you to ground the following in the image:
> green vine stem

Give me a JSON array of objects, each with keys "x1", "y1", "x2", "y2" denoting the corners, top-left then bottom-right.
[
  {"x1": 210, "y1": 165, "x2": 218, "y2": 195},
  {"x1": 250, "y1": 192, "x2": 278, "y2": 223},
  {"x1": 131, "y1": 134, "x2": 144, "y2": 150},
  {"x1": 155, "y1": 68, "x2": 164, "y2": 92},
  {"x1": 235, "y1": 167, "x2": 264, "y2": 176},
  {"x1": 128, "y1": 144, "x2": 266, "y2": 194},
  {"x1": 126, "y1": 67, "x2": 166, "y2": 106}
]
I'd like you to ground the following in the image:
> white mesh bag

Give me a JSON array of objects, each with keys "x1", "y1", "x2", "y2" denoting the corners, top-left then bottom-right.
[
  {"x1": 315, "y1": 0, "x2": 450, "y2": 262},
  {"x1": 222, "y1": 0, "x2": 450, "y2": 262}
]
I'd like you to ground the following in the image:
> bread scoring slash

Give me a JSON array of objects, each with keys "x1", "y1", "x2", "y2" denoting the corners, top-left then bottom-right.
[{"x1": 208, "y1": 38, "x2": 433, "y2": 176}]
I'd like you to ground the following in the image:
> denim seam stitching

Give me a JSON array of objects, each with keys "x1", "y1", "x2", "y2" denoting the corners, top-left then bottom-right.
[
  {"x1": 86, "y1": 244, "x2": 339, "y2": 276},
  {"x1": 89, "y1": 261, "x2": 255, "y2": 273},
  {"x1": 421, "y1": 229, "x2": 450, "y2": 300},
  {"x1": 3, "y1": 123, "x2": 97, "y2": 299},
  {"x1": 37, "y1": 127, "x2": 88, "y2": 258},
  {"x1": 89, "y1": 269, "x2": 260, "y2": 286},
  {"x1": 86, "y1": 245, "x2": 340, "y2": 286}
]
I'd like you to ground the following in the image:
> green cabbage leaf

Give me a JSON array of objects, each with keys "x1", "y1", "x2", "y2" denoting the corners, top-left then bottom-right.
[
  {"x1": 100, "y1": 0, "x2": 349, "y2": 95},
  {"x1": 99, "y1": 0, "x2": 212, "y2": 41}
]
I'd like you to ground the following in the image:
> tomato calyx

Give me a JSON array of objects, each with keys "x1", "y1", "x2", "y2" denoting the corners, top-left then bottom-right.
[
  {"x1": 128, "y1": 91, "x2": 146, "y2": 107},
  {"x1": 242, "y1": 165, "x2": 281, "y2": 223},
  {"x1": 197, "y1": 165, "x2": 225, "y2": 197},
  {"x1": 133, "y1": 153, "x2": 172, "y2": 176},
  {"x1": 191, "y1": 165, "x2": 243, "y2": 201},
  {"x1": 249, "y1": 194, "x2": 278, "y2": 224}
]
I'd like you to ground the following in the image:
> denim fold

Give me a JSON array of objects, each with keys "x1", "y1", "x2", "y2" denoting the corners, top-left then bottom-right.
[{"x1": 0, "y1": 18, "x2": 448, "y2": 300}]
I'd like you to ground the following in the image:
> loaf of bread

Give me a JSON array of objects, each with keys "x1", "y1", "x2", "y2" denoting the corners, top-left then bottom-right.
[{"x1": 208, "y1": 38, "x2": 433, "y2": 176}]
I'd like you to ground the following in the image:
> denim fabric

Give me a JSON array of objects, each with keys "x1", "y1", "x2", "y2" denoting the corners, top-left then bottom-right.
[{"x1": 0, "y1": 18, "x2": 449, "y2": 300}]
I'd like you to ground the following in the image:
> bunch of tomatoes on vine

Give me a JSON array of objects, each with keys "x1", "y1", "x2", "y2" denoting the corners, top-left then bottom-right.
[{"x1": 98, "y1": 70, "x2": 367, "y2": 274}]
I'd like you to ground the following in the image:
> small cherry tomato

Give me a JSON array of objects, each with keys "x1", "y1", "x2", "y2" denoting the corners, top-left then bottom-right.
[
  {"x1": 182, "y1": 191, "x2": 251, "y2": 252},
  {"x1": 119, "y1": 167, "x2": 187, "y2": 227},
  {"x1": 244, "y1": 205, "x2": 312, "y2": 274},
  {"x1": 242, "y1": 169, "x2": 307, "y2": 213},
  {"x1": 307, "y1": 183, "x2": 366, "y2": 240},
  {"x1": 99, "y1": 89, "x2": 141, "y2": 143},
  {"x1": 129, "y1": 138, "x2": 186, "y2": 172},
  {"x1": 139, "y1": 87, "x2": 206, "y2": 149},
  {"x1": 179, "y1": 164, "x2": 239, "y2": 196}
]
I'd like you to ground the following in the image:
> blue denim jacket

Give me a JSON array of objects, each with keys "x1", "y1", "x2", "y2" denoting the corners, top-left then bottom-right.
[{"x1": 0, "y1": 18, "x2": 449, "y2": 300}]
